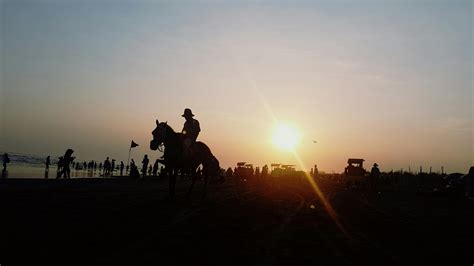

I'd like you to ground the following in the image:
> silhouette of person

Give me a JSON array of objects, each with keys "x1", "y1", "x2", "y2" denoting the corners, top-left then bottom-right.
[
  {"x1": 2, "y1": 153, "x2": 10, "y2": 178},
  {"x1": 181, "y1": 108, "x2": 200, "y2": 158},
  {"x1": 111, "y1": 159, "x2": 115, "y2": 177},
  {"x1": 153, "y1": 159, "x2": 159, "y2": 176},
  {"x1": 262, "y1": 165, "x2": 269, "y2": 178},
  {"x1": 370, "y1": 163, "x2": 381, "y2": 191},
  {"x1": 120, "y1": 161, "x2": 124, "y2": 176},
  {"x1": 61, "y1": 149, "x2": 75, "y2": 179},
  {"x1": 56, "y1": 156, "x2": 64, "y2": 178},
  {"x1": 314, "y1": 164, "x2": 319, "y2": 177},
  {"x1": 45, "y1": 156, "x2": 51, "y2": 179},
  {"x1": 103, "y1": 157, "x2": 111, "y2": 176},
  {"x1": 130, "y1": 159, "x2": 140, "y2": 178},
  {"x1": 159, "y1": 166, "x2": 165, "y2": 177},
  {"x1": 142, "y1": 155, "x2": 149, "y2": 178}
]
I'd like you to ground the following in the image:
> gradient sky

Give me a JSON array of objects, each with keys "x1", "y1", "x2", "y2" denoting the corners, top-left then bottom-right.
[{"x1": 1, "y1": 0, "x2": 472, "y2": 173}]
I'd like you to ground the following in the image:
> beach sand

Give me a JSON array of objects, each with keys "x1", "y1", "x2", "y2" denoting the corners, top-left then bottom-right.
[{"x1": 1, "y1": 177, "x2": 472, "y2": 265}]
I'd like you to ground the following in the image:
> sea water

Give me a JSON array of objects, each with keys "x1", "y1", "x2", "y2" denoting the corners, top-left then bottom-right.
[{"x1": 1, "y1": 152, "x2": 104, "y2": 178}]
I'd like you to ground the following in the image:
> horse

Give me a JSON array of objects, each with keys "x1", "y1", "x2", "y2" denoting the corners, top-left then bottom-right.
[{"x1": 150, "y1": 119, "x2": 220, "y2": 198}]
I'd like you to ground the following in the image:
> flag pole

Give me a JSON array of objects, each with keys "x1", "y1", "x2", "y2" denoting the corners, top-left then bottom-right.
[{"x1": 127, "y1": 145, "x2": 132, "y2": 169}]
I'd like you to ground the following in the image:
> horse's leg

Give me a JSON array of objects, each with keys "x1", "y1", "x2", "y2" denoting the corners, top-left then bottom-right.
[
  {"x1": 200, "y1": 164, "x2": 210, "y2": 199},
  {"x1": 169, "y1": 168, "x2": 176, "y2": 198},
  {"x1": 187, "y1": 169, "x2": 196, "y2": 198},
  {"x1": 202, "y1": 171, "x2": 208, "y2": 199}
]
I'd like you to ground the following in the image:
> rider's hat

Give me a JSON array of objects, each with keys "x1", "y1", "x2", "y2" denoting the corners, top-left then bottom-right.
[
  {"x1": 182, "y1": 108, "x2": 194, "y2": 117},
  {"x1": 373, "y1": 163, "x2": 378, "y2": 167}
]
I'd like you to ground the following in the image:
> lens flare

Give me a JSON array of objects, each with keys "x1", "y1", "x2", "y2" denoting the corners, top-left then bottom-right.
[{"x1": 292, "y1": 151, "x2": 350, "y2": 238}]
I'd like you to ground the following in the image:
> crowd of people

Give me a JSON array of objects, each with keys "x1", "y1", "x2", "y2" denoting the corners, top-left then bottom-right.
[
  {"x1": 55, "y1": 152, "x2": 165, "y2": 179},
  {"x1": 1, "y1": 151, "x2": 474, "y2": 198},
  {"x1": 0, "y1": 151, "x2": 164, "y2": 179}
]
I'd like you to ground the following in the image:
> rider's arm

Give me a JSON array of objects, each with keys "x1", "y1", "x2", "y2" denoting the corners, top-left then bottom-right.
[
  {"x1": 195, "y1": 120, "x2": 201, "y2": 133},
  {"x1": 182, "y1": 121, "x2": 189, "y2": 135}
]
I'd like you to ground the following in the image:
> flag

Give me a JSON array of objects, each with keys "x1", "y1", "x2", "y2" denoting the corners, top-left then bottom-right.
[{"x1": 130, "y1": 140, "x2": 139, "y2": 148}]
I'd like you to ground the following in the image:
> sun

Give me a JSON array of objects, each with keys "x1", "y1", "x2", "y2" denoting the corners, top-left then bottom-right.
[{"x1": 272, "y1": 123, "x2": 300, "y2": 151}]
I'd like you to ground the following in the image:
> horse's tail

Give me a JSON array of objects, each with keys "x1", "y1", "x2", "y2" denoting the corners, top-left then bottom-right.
[{"x1": 195, "y1": 141, "x2": 220, "y2": 177}]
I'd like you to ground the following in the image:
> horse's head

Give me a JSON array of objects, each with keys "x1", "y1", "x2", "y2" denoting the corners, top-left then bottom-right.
[{"x1": 150, "y1": 119, "x2": 168, "y2": 150}]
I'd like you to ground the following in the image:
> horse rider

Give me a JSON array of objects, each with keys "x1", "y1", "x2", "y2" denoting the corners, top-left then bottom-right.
[
  {"x1": 181, "y1": 108, "x2": 200, "y2": 158},
  {"x1": 369, "y1": 163, "x2": 381, "y2": 192}
]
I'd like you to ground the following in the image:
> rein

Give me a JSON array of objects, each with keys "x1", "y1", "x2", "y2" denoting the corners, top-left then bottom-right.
[
  {"x1": 156, "y1": 123, "x2": 179, "y2": 154},
  {"x1": 158, "y1": 143, "x2": 165, "y2": 153}
]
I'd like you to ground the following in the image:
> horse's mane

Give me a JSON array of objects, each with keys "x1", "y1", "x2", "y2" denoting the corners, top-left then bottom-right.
[{"x1": 160, "y1": 123, "x2": 183, "y2": 138}]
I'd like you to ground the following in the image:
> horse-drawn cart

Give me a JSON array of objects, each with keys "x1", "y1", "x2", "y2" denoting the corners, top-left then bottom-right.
[
  {"x1": 343, "y1": 158, "x2": 367, "y2": 188},
  {"x1": 235, "y1": 162, "x2": 254, "y2": 180}
]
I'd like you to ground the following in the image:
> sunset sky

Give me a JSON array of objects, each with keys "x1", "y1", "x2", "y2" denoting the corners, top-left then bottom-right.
[{"x1": 1, "y1": 0, "x2": 472, "y2": 173}]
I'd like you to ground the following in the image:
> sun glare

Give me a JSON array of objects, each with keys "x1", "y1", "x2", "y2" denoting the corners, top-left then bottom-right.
[{"x1": 272, "y1": 123, "x2": 300, "y2": 151}]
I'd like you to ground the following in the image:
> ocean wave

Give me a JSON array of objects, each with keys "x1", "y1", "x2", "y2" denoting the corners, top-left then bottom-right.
[{"x1": 0, "y1": 151, "x2": 57, "y2": 166}]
